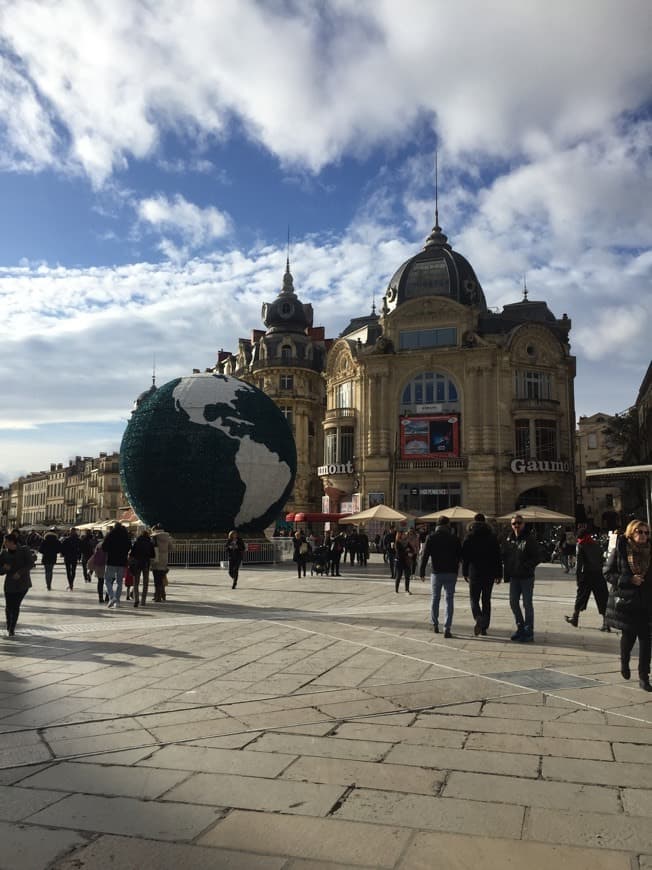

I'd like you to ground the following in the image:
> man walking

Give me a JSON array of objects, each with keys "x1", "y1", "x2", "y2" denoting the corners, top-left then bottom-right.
[
  {"x1": 503, "y1": 514, "x2": 541, "y2": 642},
  {"x1": 462, "y1": 513, "x2": 502, "y2": 636},
  {"x1": 419, "y1": 516, "x2": 462, "y2": 638}
]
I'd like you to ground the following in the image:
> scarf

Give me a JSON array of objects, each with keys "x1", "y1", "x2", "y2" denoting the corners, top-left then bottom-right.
[{"x1": 627, "y1": 538, "x2": 651, "y2": 578}]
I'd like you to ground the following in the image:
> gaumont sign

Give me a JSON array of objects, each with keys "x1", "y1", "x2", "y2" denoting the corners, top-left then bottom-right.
[
  {"x1": 511, "y1": 458, "x2": 572, "y2": 474},
  {"x1": 318, "y1": 460, "x2": 354, "y2": 476}
]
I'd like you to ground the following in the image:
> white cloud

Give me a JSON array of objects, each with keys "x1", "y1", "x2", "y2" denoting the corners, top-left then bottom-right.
[
  {"x1": 0, "y1": 1, "x2": 650, "y2": 182},
  {"x1": 136, "y1": 193, "x2": 231, "y2": 255}
]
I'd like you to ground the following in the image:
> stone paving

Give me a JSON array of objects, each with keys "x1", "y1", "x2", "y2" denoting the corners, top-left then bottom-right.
[{"x1": 0, "y1": 556, "x2": 650, "y2": 868}]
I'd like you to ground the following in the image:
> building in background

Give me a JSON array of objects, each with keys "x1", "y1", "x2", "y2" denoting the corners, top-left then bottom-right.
[
  {"x1": 575, "y1": 413, "x2": 624, "y2": 529},
  {"x1": 322, "y1": 213, "x2": 577, "y2": 518}
]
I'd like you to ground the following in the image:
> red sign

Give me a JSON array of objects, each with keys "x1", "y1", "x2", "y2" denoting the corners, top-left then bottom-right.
[{"x1": 400, "y1": 415, "x2": 459, "y2": 459}]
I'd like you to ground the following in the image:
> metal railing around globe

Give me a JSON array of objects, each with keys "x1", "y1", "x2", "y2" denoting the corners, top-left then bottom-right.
[{"x1": 167, "y1": 537, "x2": 295, "y2": 568}]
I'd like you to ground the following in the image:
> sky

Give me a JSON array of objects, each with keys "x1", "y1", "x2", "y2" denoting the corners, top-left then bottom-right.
[{"x1": 0, "y1": 0, "x2": 651, "y2": 485}]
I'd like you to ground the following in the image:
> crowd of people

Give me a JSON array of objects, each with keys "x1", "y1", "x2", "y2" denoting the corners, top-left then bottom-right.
[{"x1": 3, "y1": 515, "x2": 652, "y2": 693}]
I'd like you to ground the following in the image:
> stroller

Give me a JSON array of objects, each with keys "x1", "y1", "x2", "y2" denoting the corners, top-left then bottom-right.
[{"x1": 311, "y1": 545, "x2": 330, "y2": 576}]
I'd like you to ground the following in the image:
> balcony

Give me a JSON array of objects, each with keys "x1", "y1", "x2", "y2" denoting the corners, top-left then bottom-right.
[
  {"x1": 324, "y1": 407, "x2": 356, "y2": 422},
  {"x1": 512, "y1": 397, "x2": 560, "y2": 412},
  {"x1": 250, "y1": 358, "x2": 323, "y2": 374}
]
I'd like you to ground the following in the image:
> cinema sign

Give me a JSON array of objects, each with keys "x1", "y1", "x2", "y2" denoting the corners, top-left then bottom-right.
[
  {"x1": 318, "y1": 460, "x2": 355, "y2": 476},
  {"x1": 511, "y1": 458, "x2": 572, "y2": 474}
]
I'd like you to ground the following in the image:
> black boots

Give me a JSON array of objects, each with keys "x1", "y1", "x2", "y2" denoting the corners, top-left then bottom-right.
[{"x1": 565, "y1": 613, "x2": 579, "y2": 627}]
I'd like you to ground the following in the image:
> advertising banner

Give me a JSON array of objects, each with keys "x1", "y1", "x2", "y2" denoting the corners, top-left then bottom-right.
[{"x1": 400, "y1": 415, "x2": 459, "y2": 459}]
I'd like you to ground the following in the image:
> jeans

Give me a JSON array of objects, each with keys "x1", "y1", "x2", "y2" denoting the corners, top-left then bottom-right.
[
  {"x1": 43, "y1": 562, "x2": 54, "y2": 590},
  {"x1": 431, "y1": 573, "x2": 457, "y2": 629},
  {"x1": 509, "y1": 575, "x2": 535, "y2": 631},
  {"x1": 395, "y1": 561, "x2": 410, "y2": 592},
  {"x1": 64, "y1": 559, "x2": 77, "y2": 587},
  {"x1": 105, "y1": 565, "x2": 125, "y2": 603},
  {"x1": 469, "y1": 577, "x2": 495, "y2": 630}
]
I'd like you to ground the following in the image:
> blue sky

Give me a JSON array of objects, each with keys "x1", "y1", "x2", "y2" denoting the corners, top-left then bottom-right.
[{"x1": 0, "y1": 0, "x2": 651, "y2": 485}]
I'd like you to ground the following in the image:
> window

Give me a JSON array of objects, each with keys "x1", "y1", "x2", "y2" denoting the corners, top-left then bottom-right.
[
  {"x1": 514, "y1": 419, "x2": 558, "y2": 460},
  {"x1": 587, "y1": 432, "x2": 598, "y2": 449},
  {"x1": 401, "y1": 372, "x2": 459, "y2": 409},
  {"x1": 333, "y1": 381, "x2": 352, "y2": 409},
  {"x1": 514, "y1": 370, "x2": 553, "y2": 401},
  {"x1": 399, "y1": 327, "x2": 457, "y2": 350},
  {"x1": 324, "y1": 427, "x2": 354, "y2": 465},
  {"x1": 281, "y1": 345, "x2": 292, "y2": 362},
  {"x1": 279, "y1": 374, "x2": 293, "y2": 390},
  {"x1": 280, "y1": 406, "x2": 293, "y2": 428}
]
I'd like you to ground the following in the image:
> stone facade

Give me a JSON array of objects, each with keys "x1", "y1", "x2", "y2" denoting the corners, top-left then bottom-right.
[{"x1": 575, "y1": 413, "x2": 624, "y2": 528}]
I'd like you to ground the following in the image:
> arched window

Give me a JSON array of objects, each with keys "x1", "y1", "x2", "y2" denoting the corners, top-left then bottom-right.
[
  {"x1": 400, "y1": 372, "x2": 459, "y2": 411},
  {"x1": 281, "y1": 344, "x2": 292, "y2": 362}
]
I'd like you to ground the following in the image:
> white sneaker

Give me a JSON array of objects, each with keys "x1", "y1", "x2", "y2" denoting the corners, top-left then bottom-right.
[
  {"x1": 107, "y1": 600, "x2": 114, "y2": 608},
  {"x1": 113, "y1": 600, "x2": 120, "y2": 608}
]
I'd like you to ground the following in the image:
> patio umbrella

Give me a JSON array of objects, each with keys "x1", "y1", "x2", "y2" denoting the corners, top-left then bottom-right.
[
  {"x1": 496, "y1": 505, "x2": 575, "y2": 522},
  {"x1": 340, "y1": 505, "x2": 414, "y2": 523},
  {"x1": 419, "y1": 506, "x2": 479, "y2": 521}
]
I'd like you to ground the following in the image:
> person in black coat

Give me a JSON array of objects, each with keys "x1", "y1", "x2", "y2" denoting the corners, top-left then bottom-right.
[
  {"x1": 101, "y1": 522, "x2": 132, "y2": 608},
  {"x1": 565, "y1": 530, "x2": 610, "y2": 631},
  {"x1": 128, "y1": 529, "x2": 156, "y2": 606},
  {"x1": 462, "y1": 514, "x2": 502, "y2": 636},
  {"x1": 1, "y1": 532, "x2": 34, "y2": 637},
  {"x1": 419, "y1": 517, "x2": 462, "y2": 637},
  {"x1": 59, "y1": 528, "x2": 82, "y2": 591},
  {"x1": 293, "y1": 531, "x2": 310, "y2": 578},
  {"x1": 226, "y1": 530, "x2": 245, "y2": 589},
  {"x1": 502, "y1": 515, "x2": 541, "y2": 643},
  {"x1": 605, "y1": 519, "x2": 652, "y2": 691},
  {"x1": 79, "y1": 532, "x2": 96, "y2": 583},
  {"x1": 39, "y1": 528, "x2": 60, "y2": 590}
]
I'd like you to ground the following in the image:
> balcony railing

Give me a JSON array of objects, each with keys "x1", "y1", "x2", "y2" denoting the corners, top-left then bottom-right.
[
  {"x1": 395, "y1": 458, "x2": 468, "y2": 470},
  {"x1": 324, "y1": 407, "x2": 356, "y2": 422}
]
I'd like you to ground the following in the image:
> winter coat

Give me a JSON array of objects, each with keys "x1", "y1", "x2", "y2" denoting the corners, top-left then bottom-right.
[
  {"x1": 604, "y1": 535, "x2": 652, "y2": 632},
  {"x1": 129, "y1": 533, "x2": 156, "y2": 567},
  {"x1": 461, "y1": 522, "x2": 502, "y2": 581},
  {"x1": 502, "y1": 531, "x2": 540, "y2": 580},
  {"x1": 419, "y1": 526, "x2": 462, "y2": 576},
  {"x1": 151, "y1": 530, "x2": 174, "y2": 571},
  {"x1": 101, "y1": 524, "x2": 132, "y2": 567},
  {"x1": 39, "y1": 531, "x2": 60, "y2": 565},
  {"x1": 576, "y1": 537, "x2": 604, "y2": 580},
  {"x1": 293, "y1": 535, "x2": 310, "y2": 563},
  {"x1": 226, "y1": 536, "x2": 245, "y2": 568},
  {"x1": 0, "y1": 545, "x2": 34, "y2": 594},
  {"x1": 59, "y1": 533, "x2": 82, "y2": 562},
  {"x1": 79, "y1": 534, "x2": 96, "y2": 560}
]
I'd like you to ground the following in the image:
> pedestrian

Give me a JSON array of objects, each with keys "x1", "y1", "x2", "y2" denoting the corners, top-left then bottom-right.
[
  {"x1": 150, "y1": 523, "x2": 174, "y2": 602},
  {"x1": 419, "y1": 516, "x2": 462, "y2": 637},
  {"x1": 59, "y1": 528, "x2": 82, "y2": 590},
  {"x1": 565, "y1": 529, "x2": 610, "y2": 631},
  {"x1": 358, "y1": 529, "x2": 369, "y2": 566},
  {"x1": 293, "y1": 530, "x2": 310, "y2": 578},
  {"x1": 79, "y1": 531, "x2": 95, "y2": 583},
  {"x1": 101, "y1": 522, "x2": 131, "y2": 608},
  {"x1": 558, "y1": 526, "x2": 577, "y2": 573},
  {"x1": 330, "y1": 531, "x2": 344, "y2": 576},
  {"x1": 462, "y1": 513, "x2": 503, "y2": 636},
  {"x1": 383, "y1": 527, "x2": 396, "y2": 578},
  {"x1": 226, "y1": 530, "x2": 245, "y2": 589},
  {"x1": 38, "y1": 527, "x2": 60, "y2": 590},
  {"x1": 605, "y1": 519, "x2": 652, "y2": 691},
  {"x1": 502, "y1": 514, "x2": 541, "y2": 643},
  {"x1": 128, "y1": 528, "x2": 156, "y2": 606},
  {"x1": 394, "y1": 530, "x2": 413, "y2": 593},
  {"x1": 1, "y1": 532, "x2": 35, "y2": 637},
  {"x1": 87, "y1": 541, "x2": 107, "y2": 603}
]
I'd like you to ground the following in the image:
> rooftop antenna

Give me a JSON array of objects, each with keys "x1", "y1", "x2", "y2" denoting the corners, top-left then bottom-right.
[
  {"x1": 286, "y1": 225, "x2": 291, "y2": 272},
  {"x1": 371, "y1": 289, "x2": 376, "y2": 315},
  {"x1": 522, "y1": 274, "x2": 529, "y2": 302},
  {"x1": 435, "y1": 149, "x2": 439, "y2": 228},
  {"x1": 152, "y1": 354, "x2": 156, "y2": 386}
]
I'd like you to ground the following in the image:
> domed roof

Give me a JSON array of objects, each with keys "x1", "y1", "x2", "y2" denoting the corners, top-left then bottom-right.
[
  {"x1": 262, "y1": 259, "x2": 313, "y2": 335},
  {"x1": 132, "y1": 378, "x2": 157, "y2": 411},
  {"x1": 384, "y1": 217, "x2": 487, "y2": 313}
]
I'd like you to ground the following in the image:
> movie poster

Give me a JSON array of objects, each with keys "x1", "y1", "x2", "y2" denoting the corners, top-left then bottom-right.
[{"x1": 400, "y1": 415, "x2": 459, "y2": 459}]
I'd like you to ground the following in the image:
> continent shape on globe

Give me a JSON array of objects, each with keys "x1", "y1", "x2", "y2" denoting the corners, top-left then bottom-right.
[{"x1": 120, "y1": 373, "x2": 297, "y2": 534}]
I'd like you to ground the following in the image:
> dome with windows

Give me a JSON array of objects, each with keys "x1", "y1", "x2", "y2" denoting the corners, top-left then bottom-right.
[
  {"x1": 262, "y1": 259, "x2": 313, "y2": 335},
  {"x1": 384, "y1": 217, "x2": 487, "y2": 314}
]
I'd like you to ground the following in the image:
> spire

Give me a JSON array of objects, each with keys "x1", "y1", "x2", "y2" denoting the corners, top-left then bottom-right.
[
  {"x1": 522, "y1": 274, "x2": 529, "y2": 302},
  {"x1": 152, "y1": 354, "x2": 157, "y2": 387},
  {"x1": 424, "y1": 148, "x2": 450, "y2": 250},
  {"x1": 281, "y1": 226, "x2": 295, "y2": 294}
]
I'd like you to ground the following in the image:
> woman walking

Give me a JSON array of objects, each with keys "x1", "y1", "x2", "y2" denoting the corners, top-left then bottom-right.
[
  {"x1": 1, "y1": 532, "x2": 35, "y2": 637},
  {"x1": 150, "y1": 524, "x2": 174, "y2": 602},
  {"x1": 88, "y1": 540, "x2": 107, "y2": 604},
  {"x1": 226, "y1": 530, "x2": 245, "y2": 589},
  {"x1": 565, "y1": 529, "x2": 610, "y2": 631},
  {"x1": 128, "y1": 528, "x2": 156, "y2": 607},
  {"x1": 394, "y1": 530, "x2": 412, "y2": 594},
  {"x1": 605, "y1": 519, "x2": 652, "y2": 691},
  {"x1": 293, "y1": 531, "x2": 310, "y2": 579}
]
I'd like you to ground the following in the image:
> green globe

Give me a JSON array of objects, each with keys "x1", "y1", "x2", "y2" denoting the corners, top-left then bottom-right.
[{"x1": 120, "y1": 373, "x2": 296, "y2": 534}]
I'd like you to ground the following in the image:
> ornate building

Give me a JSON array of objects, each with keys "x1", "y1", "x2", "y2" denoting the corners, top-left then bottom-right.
[
  {"x1": 215, "y1": 259, "x2": 332, "y2": 515},
  {"x1": 322, "y1": 213, "x2": 577, "y2": 517}
]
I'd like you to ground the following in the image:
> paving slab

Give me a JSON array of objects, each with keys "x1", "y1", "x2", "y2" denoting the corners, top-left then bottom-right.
[
  {"x1": 19, "y1": 760, "x2": 190, "y2": 799},
  {"x1": 525, "y1": 805, "x2": 652, "y2": 852},
  {"x1": 52, "y1": 834, "x2": 287, "y2": 870},
  {"x1": 198, "y1": 809, "x2": 411, "y2": 866},
  {"x1": 139, "y1": 743, "x2": 294, "y2": 776},
  {"x1": 29, "y1": 793, "x2": 222, "y2": 841},
  {"x1": 249, "y1": 732, "x2": 389, "y2": 762},
  {"x1": 282, "y1": 754, "x2": 444, "y2": 794},
  {"x1": 385, "y1": 743, "x2": 540, "y2": 777},
  {"x1": 397, "y1": 830, "x2": 631, "y2": 870},
  {"x1": 0, "y1": 820, "x2": 88, "y2": 870}
]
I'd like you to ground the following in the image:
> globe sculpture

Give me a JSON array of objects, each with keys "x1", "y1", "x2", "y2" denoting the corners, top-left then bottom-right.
[{"x1": 120, "y1": 372, "x2": 296, "y2": 534}]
